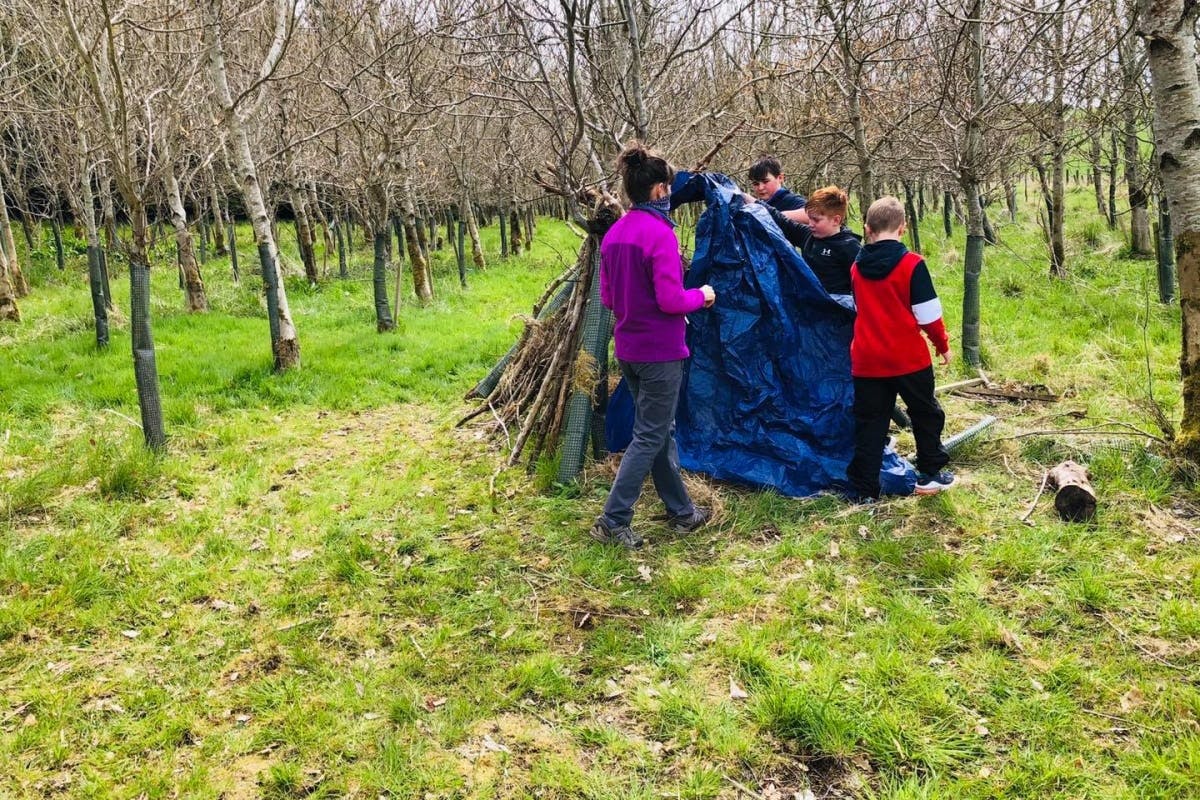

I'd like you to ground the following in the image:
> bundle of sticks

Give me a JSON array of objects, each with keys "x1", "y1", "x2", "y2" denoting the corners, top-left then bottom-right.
[{"x1": 459, "y1": 201, "x2": 620, "y2": 469}]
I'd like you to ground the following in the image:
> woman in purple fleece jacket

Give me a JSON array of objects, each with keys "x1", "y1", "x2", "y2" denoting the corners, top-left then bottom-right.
[{"x1": 589, "y1": 142, "x2": 717, "y2": 549}]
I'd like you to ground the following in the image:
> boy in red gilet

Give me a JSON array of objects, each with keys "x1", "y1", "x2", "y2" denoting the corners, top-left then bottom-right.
[{"x1": 847, "y1": 196, "x2": 955, "y2": 500}]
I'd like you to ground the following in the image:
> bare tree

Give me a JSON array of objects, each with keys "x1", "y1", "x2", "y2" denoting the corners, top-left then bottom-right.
[
  {"x1": 205, "y1": 0, "x2": 301, "y2": 370},
  {"x1": 0, "y1": 196, "x2": 18, "y2": 318},
  {"x1": 47, "y1": 0, "x2": 168, "y2": 448},
  {"x1": 1138, "y1": 0, "x2": 1200, "y2": 454},
  {"x1": 159, "y1": 134, "x2": 210, "y2": 312},
  {"x1": 1120, "y1": 0, "x2": 1154, "y2": 255},
  {"x1": 0, "y1": 169, "x2": 28, "y2": 298}
]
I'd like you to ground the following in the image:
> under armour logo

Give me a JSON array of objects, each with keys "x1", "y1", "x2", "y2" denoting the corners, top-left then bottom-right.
[{"x1": 821, "y1": 248, "x2": 832, "y2": 256}]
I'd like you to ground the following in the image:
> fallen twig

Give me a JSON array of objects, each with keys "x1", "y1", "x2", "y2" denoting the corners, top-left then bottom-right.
[
  {"x1": 936, "y1": 377, "x2": 985, "y2": 395},
  {"x1": 1079, "y1": 707, "x2": 1170, "y2": 735},
  {"x1": 409, "y1": 634, "x2": 428, "y2": 661},
  {"x1": 1, "y1": 701, "x2": 31, "y2": 725},
  {"x1": 997, "y1": 423, "x2": 1166, "y2": 445},
  {"x1": 1101, "y1": 614, "x2": 1188, "y2": 672},
  {"x1": 1019, "y1": 470, "x2": 1050, "y2": 525},
  {"x1": 723, "y1": 774, "x2": 764, "y2": 800},
  {"x1": 956, "y1": 385, "x2": 1058, "y2": 403},
  {"x1": 103, "y1": 408, "x2": 143, "y2": 430}
]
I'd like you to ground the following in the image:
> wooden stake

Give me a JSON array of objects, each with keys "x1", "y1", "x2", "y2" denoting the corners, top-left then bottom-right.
[{"x1": 693, "y1": 119, "x2": 747, "y2": 172}]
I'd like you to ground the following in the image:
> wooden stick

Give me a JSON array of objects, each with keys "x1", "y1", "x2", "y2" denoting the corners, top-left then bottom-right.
[
  {"x1": 936, "y1": 377, "x2": 985, "y2": 395},
  {"x1": 723, "y1": 774, "x2": 764, "y2": 800},
  {"x1": 1079, "y1": 707, "x2": 1169, "y2": 735},
  {"x1": 956, "y1": 385, "x2": 1059, "y2": 403},
  {"x1": 997, "y1": 423, "x2": 1165, "y2": 444},
  {"x1": 408, "y1": 634, "x2": 428, "y2": 661},
  {"x1": 1019, "y1": 470, "x2": 1050, "y2": 524},
  {"x1": 1102, "y1": 614, "x2": 1188, "y2": 672},
  {"x1": 694, "y1": 119, "x2": 747, "y2": 172}
]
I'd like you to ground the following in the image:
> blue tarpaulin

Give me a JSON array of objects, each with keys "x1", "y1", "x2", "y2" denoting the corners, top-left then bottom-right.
[{"x1": 606, "y1": 170, "x2": 916, "y2": 497}]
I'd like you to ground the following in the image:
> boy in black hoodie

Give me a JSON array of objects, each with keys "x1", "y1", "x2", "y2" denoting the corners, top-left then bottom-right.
[
  {"x1": 847, "y1": 196, "x2": 955, "y2": 500},
  {"x1": 765, "y1": 185, "x2": 862, "y2": 310}
]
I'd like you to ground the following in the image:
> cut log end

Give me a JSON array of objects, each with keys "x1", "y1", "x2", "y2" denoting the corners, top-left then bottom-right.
[
  {"x1": 1052, "y1": 484, "x2": 1097, "y2": 522},
  {"x1": 1048, "y1": 460, "x2": 1096, "y2": 522}
]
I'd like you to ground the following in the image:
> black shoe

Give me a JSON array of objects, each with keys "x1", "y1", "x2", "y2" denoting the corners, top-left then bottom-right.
[
  {"x1": 589, "y1": 519, "x2": 643, "y2": 549},
  {"x1": 666, "y1": 507, "x2": 711, "y2": 533},
  {"x1": 837, "y1": 490, "x2": 878, "y2": 506},
  {"x1": 915, "y1": 470, "x2": 955, "y2": 495}
]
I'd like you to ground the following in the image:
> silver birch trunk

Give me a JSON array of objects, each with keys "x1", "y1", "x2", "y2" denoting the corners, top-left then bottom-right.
[
  {"x1": 403, "y1": 211, "x2": 433, "y2": 304},
  {"x1": 1047, "y1": 1, "x2": 1066, "y2": 276},
  {"x1": 98, "y1": 166, "x2": 120, "y2": 254},
  {"x1": 209, "y1": 170, "x2": 228, "y2": 257},
  {"x1": 162, "y1": 152, "x2": 209, "y2": 312},
  {"x1": 1120, "y1": 11, "x2": 1154, "y2": 255},
  {"x1": 205, "y1": 1, "x2": 300, "y2": 370},
  {"x1": 1090, "y1": 132, "x2": 1107, "y2": 223},
  {"x1": 1139, "y1": 0, "x2": 1200, "y2": 455},
  {"x1": 80, "y1": 153, "x2": 109, "y2": 346},
  {"x1": 0, "y1": 171, "x2": 28, "y2": 298},
  {"x1": 291, "y1": 186, "x2": 318, "y2": 284},
  {"x1": 960, "y1": 0, "x2": 986, "y2": 368},
  {"x1": 463, "y1": 191, "x2": 485, "y2": 270},
  {"x1": 402, "y1": 186, "x2": 433, "y2": 303},
  {"x1": 0, "y1": 233, "x2": 18, "y2": 321},
  {"x1": 842, "y1": 33, "x2": 874, "y2": 212},
  {"x1": 618, "y1": 0, "x2": 649, "y2": 139},
  {"x1": 306, "y1": 181, "x2": 331, "y2": 273}
]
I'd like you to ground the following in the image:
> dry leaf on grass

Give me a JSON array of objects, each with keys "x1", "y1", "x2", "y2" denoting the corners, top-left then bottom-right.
[
  {"x1": 998, "y1": 625, "x2": 1023, "y2": 652},
  {"x1": 481, "y1": 734, "x2": 510, "y2": 753},
  {"x1": 1119, "y1": 688, "x2": 1145, "y2": 712}
]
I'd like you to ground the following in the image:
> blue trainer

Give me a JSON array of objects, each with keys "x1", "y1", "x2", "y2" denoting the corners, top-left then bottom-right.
[{"x1": 915, "y1": 470, "x2": 956, "y2": 495}]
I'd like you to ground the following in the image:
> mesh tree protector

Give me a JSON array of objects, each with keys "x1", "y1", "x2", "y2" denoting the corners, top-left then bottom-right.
[
  {"x1": 672, "y1": 171, "x2": 914, "y2": 496},
  {"x1": 557, "y1": 244, "x2": 612, "y2": 483}
]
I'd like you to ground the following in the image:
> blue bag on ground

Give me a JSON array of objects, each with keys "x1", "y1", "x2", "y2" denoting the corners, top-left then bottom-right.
[
  {"x1": 670, "y1": 170, "x2": 916, "y2": 496},
  {"x1": 880, "y1": 446, "x2": 917, "y2": 495},
  {"x1": 604, "y1": 378, "x2": 635, "y2": 454}
]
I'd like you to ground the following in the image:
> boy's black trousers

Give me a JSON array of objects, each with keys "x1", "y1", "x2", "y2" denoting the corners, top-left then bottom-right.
[{"x1": 847, "y1": 365, "x2": 949, "y2": 498}]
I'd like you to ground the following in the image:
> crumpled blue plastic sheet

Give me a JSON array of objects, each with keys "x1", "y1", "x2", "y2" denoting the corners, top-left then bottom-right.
[{"x1": 606, "y1": 170, "x2": 916, "y2": 497}]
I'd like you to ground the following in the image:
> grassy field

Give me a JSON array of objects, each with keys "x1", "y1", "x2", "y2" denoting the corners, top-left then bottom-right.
[{"x1": 1, "y1": 190, "x2": 1197, "y2": 799}]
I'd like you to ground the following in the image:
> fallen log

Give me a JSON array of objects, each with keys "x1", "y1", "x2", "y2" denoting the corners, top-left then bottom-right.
[
  {"x1": 936, "y1": 377, "x2": 985, "y2": 395},
  {"x1": 955, "y1": 385, "x2": 1058, "y2": 403},
  {"x1": 1048, "y1": 460, "x2": 1097, "y2": 522}
]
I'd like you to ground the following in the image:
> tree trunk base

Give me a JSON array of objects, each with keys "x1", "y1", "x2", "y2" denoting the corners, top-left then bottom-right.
[
  {"x1": 1171, "y1": 430, "x2": 1200, "y2": 464},
  {"x1": 273, "y1": 338, "x2": 301, "y2": 371}
]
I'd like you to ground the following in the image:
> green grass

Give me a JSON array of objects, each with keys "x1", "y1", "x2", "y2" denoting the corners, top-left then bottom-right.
[{"x1": 1, "y1": 190, "x2": 1198, "y2": 798}]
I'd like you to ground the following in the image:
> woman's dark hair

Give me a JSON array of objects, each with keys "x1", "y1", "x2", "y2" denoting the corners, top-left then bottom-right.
[{"x1": 616, "y1": 141, "x2": 674, "y2": 204}]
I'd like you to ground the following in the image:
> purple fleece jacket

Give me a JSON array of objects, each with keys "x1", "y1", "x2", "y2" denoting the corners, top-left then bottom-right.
[{"x1": 600, "y1": 209, "x2": 707, "y2": 362}]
